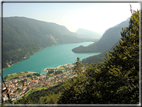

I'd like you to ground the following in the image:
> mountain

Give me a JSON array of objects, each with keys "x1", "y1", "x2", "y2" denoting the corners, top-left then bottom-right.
[
  {"x1": 82, "y1": 41, "x2": 119, "y2": 65},
  {"x1": 72, "y1": 18, "x2": 130, "y2": 53},
  {"x1": 2, "y1": 17, "x2": 89, "y2": 69},
  {"x1": 75, "y1": 28, "x2": 101, "y2": 39}
]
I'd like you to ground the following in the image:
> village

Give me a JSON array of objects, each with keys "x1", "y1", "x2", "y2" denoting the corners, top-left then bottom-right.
[{"x1": 1, "y1": 63, "x2": 78, "y2": 102}]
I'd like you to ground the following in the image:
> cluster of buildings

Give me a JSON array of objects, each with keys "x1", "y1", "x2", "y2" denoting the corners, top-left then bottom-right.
[{"x1": 1, "y1": 66, "x2": 77, "y2": 102}]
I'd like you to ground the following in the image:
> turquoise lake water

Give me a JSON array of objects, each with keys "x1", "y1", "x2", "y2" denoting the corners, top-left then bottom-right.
[{"x1": 2, "y1": 42, "x2": 101, "y2": 78}]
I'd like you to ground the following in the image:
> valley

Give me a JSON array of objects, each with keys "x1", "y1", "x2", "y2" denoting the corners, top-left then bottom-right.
[{"x1": 1, "y1": 5, "x2": 140, "y2": 104}]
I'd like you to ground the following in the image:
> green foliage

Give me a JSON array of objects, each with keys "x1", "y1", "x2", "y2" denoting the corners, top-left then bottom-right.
[
  {"x1": 4, "y1": 72, "x2": 34, "y2": 80},
  {"x1": 13, "y1": 83, "x2": 64, "y2": 104},
  {"x1": 58, "y1": 9, "x2": 139, "y2": 104},
  {"x1": 33, "y1": 73, "x2": 40, "y2": 76},
  {"x1": 39, "y1": 93, "x2": 62, "y2": 104},
  {"x1": 73, "y1": 57, "x2": 84, "y2": 75},
  {"x1": 19, "y1": 79, "x2": 27, "y2": 86}
]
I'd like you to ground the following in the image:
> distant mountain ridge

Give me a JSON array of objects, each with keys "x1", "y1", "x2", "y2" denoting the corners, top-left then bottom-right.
[
  {"x1": 2, "y1": 17, "x2": 89, "y2": 69},
  {"x1": 72, "y1": 18, "x2": 130, "y2": 53},
  {"x1": 75, "y1": 28, "x2": 101, "y2": 39}
]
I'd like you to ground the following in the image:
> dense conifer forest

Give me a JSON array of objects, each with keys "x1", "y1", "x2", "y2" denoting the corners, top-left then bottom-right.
[
  {"x1": 58, "y1": 8, "x2": 139, "y2": 104},
  {"x1": 3, "y1": 8, "x2": 140, "y2": 105}
]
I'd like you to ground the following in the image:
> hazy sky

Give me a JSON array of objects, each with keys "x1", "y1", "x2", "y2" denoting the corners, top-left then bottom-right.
[{"x1": 3, "y1": 2, "x2": 140, "y2": 36}]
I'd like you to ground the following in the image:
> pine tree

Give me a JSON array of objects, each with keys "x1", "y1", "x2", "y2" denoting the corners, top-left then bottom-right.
[{"x1": 73, "y1": 57, "x2": 84, "y2": 75}]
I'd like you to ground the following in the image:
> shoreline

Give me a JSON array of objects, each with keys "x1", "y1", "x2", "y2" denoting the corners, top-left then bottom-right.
[
  {"x1": 43, "y1": 62, "x2": 75, "y2": 71},
  {"x1": 2, "y1": 44, "x2": 58, "y2": 71},
  {"x1": 3, "y1": 62, "x2": 75, "y2": 79},
  {"x1": 4, "y1": 62, "x2": 75, "y2": 79},
  {"x1": 3, "y1": 71, "x2": 44, "y2": 79},
  {"x1": 2, "y1": 41, "x2": 88, "y2": 71}
]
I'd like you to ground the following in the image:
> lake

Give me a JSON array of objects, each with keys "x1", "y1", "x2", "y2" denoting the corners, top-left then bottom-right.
[{"x1": 2, "y1": 42, "x2": 101, "y2": 78}]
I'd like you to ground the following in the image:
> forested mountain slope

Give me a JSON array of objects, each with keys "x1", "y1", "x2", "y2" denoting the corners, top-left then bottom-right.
[
  {"x1": 72, "y1": 18, "x2": 129, "y2": 53},
  {"x1": 58, "y1": 9, "x2": 139, "y2": 104},
  {"x1": 2, "y1": 17, "x2": 87, "y2": 69}
]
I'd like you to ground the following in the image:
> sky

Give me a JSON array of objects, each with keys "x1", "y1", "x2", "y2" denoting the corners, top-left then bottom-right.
[{"x1": 2, "y1": 1, "x2": 140, "y2": 36}]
